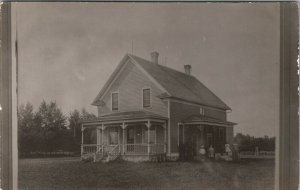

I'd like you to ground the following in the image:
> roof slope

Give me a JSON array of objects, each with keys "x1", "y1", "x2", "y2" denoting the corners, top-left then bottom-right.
[
  {"x1": 182, "y1": 115, "x2": 236, "y2": 126},
  {"x1": 128, "y1": 54, "x2": 230, "y2": 110},
  {"x1": 82, "y1": 110, "x2": 167, "y2": 123}
]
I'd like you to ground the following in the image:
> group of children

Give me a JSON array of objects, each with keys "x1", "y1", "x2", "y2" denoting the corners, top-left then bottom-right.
[{"x1": 198, "y1": 143, "x2": 233, "y2": 160}]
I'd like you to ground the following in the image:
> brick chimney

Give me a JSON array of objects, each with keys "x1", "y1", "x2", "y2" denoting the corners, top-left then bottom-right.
[
  {"x1": 151, "y1": 51, "x2": 159, "y2": 64},
  {"x1": 184, "y1": 65, "x2": 191, "y2": 75}
]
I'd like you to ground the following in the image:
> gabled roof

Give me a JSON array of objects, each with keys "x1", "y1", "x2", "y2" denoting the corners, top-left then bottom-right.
[
  {"x1": 128, "y1": 54, "x2": 230, "y2": 110},
  {"x1": 92, "y1": 53, "x2": 231, "y2": 110}
]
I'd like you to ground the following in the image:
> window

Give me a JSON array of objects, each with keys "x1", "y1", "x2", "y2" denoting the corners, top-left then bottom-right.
[
  {"x1": 111, "y1": 92, "x2": 118, "y2": 110},
  {"x1": 200, "y1": 107, "x2": 205, "y2": 115},
  {"x1": 143, "y1": 88, "x2": 151, "y2": 107}
]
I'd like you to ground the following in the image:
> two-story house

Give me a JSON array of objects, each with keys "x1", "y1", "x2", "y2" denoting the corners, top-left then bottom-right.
[{"x1": 81, "y1": 52, "x2": 236, "y2": 162}]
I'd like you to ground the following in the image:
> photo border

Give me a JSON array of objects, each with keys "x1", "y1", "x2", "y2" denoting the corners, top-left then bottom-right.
[{"x1": 0, "y1": 2, "x2": 298, "y2": 190}]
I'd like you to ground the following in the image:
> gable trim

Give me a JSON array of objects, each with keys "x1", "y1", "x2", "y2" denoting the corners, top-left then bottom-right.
[
  {"x1": 91, "y1": 55, "x2": 130, "y2": 105},
  {"x1": 92, "y1": 54, "x2": 171, "y2": 106}
]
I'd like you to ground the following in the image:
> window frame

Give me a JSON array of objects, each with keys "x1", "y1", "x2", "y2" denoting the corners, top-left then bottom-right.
[
  {"x1": 142, "y1": 87, "x2": 151, "y2": 108},
  {"x1": 111, "y1": 91, "x2": 119, "y2": 111},
  {"x1": 200, "y1": 107, "x2": 205, "y2": 115}
]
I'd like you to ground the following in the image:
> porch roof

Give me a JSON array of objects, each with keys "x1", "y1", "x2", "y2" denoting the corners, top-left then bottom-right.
[
  {"x1": 181, "y1": 115, "x2": 237, "y2": 126},
  {"x1": 81, "y1": 110, "x2": 167, "y2": 124}
]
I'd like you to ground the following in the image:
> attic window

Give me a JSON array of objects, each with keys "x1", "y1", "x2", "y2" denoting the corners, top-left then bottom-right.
[
  {"x1": 112, "y1": 92, "x2": 119, "y2": 111},
  {"x1": 143, "y1": 88, "x2": 151, "y2": 107},
  {"x1": 200, "y1": 107, "x2": 205, "y2": 115}
]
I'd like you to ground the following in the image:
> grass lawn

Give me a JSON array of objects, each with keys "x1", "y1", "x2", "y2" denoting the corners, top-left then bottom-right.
[{"x1": 19, "y1": 157, "x2": 274, "y2": 190}]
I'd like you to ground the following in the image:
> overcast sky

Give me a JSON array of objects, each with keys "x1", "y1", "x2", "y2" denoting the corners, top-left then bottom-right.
[{"x1": 15, "y1": 2, "x2": 280, "y2": 137}]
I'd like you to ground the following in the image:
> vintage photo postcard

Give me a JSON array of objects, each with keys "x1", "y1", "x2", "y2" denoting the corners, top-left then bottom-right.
[{"x1": 0, "y1": 2, "x2": 298, "y2": 190}]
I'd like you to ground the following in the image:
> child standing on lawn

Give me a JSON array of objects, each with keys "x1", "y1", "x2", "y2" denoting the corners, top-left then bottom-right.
[{"x1": 199, "y1": 145, "x2": 206, "y2": 161}]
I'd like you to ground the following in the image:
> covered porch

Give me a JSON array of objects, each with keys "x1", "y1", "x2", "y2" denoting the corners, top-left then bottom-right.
[
  {"x1": 178, "y1": 115, "x2": 236, "y2": 157},
  {"x1": 81, "y1": 111, "x2": 167, "y2": 161}
]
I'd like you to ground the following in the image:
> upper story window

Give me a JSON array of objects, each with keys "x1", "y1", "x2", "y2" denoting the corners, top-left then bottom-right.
[
  {"x1": 111, "y1": 92, "x2": 119, "y2": 111},
  {"x1": 143, "y1": 88, "x2": 151, "y2": 107},
  {"x1": 200, "y1": 107, "x2": 205, "y2": 115}
]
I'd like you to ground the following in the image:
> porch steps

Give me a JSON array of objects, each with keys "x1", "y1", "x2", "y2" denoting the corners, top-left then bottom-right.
[
  {"x1": 93, "y1": 145, "x2": 121, "y2": 163},
  {"x1": 93, "y1": 153, "x2": 104, "y2": 162}
]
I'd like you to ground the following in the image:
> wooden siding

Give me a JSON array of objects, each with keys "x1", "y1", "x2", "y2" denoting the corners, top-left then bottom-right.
[
  {"x1": 203, "y1": 108, "x2": 226, "y2": 121},
  {"x1": 97, "y1": 60, "x2": 168, "y2": 117},
  {"x1": 225, "y1": 126, "x2": 233, "y2": 144},
  {"x1": 169, "y1": 101, "x2": 228, "y2": 153},
  {"x1": 169, "y1": 101, "x2": 200, "y2": 153}
]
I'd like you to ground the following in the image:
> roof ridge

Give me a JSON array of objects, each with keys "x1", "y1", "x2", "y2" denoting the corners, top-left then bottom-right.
[
  {"x1": 129, "y1": 54, "x2": 205, "y2": 103},
  {"x1": 128, "y1": 53, "x2": 194, "y2": 77},
  {"x1": 128, "y1": 53, "x2": 230, "y2": 110},
  {"x1": 158, "y1": 66, "x2": 208, "y2": 103}
]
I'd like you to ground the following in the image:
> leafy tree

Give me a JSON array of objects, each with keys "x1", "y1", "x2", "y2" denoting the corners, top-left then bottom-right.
[
  {"x1": 68, "y1": 108, "x2": 97, "y2": 152},
  {"x1": 35, "y1": 100, "x2": 67, "y2": 153},
  {"x1": 81, "y1": 108, "x2": 97, "y2": 120},
  {"x1": 18, "y1": 102, "x2": 37, "y2": 155},
  {"x1": 80, "y1": 108, "x2": 97, "y2": 144},
  {"x1": 18, "y1": 100, "x2": 98, "y2": 157},
  {"x1": 68, "y1": 109, "x2": 81, "y2": 153},
  {"x1": 234, "y1": 133, "x2": 275, "y2": 152},
  {"x1": 69, "y1": 109, "x2": 81, "y2": 137}
]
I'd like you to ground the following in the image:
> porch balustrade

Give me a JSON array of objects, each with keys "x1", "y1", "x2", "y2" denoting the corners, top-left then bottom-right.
[
  {"x1": 125, "y1": 144, "x2": 148, "y2": 155},
  {"x1": 82, "y1": 144, "x2": 102, "y2": 154},
  {"x1": 82, "y1": 143, "x2": 166, "y2": 156}
]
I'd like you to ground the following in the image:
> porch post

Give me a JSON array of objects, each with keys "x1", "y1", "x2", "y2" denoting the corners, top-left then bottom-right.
[
  {"x1": 155, "y1": 125, "x2": 157, "y2": 144},
  {"x1": 96, "y1": 127, "x2": 100, "y2": 153},
  {"x1": 101, "y1": 124, "x2": 104, "y2": 154},
  {"x1": 122, "y1": 123, "x2": 126, "y2": 155},
  {"x1": 183, "y1": 124, "x2": 185, "y2": 144},
  {"x1": 81, "y1": 124, "x2": 84, "y2": 159},
  {"x1": 147, "y1": 120, "x2": 151, "y2": 155},
  {"x1": 164, "y1": 122, "x2": 167, "y2": 153},
  {"x1": 96, "y1": 127, "x2": 100, "y2": 145},
  {"x1": 177, "y1": 123, "x2": 180, "y2": 146},
  {"x1": 81, "y1": 124, "x2": 84, "y2": 145},
  {"x1": 107, "y1": 126, "x2": 109, "y2": 145},
  {"x1": 118, "y1": 127, "x2": 120, "y2": 145}
]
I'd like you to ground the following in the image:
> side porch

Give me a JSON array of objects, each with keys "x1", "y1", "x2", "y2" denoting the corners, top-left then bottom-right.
[{"x1": 178, "y1": 115, "x2": 236, "y2": 160}]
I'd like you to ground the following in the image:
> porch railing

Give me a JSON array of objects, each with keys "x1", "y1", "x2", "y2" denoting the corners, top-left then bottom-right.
[
  {"x1": 125, "y1": 144, "x2": 148, "y2": 155},
  {"x1": 103, "y1": 145, "x2": 119, "y2": 154},
  {"x1": 82, "y1": 144, "x2": 102, "y2": 154},
  {"x1": 82, "y1": 144, "x2": 166, "y2": 156}
]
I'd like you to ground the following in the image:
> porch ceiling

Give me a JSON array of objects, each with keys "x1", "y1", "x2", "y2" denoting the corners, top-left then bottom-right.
[
  {"x1": 81, "y1": 110, "x2": 167, "y2": 126},
  {"x1": 181, "y1": 115, "x2": 236, "y2": 127}
]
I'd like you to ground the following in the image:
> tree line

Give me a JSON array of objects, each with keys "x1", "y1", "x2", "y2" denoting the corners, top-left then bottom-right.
[
  {"x1": 234, "y1": 133, "x2": 275, "y2": 152},
  {"x1": 18, "y1": 101, "x2": 275, "y2": 157},
  {"x1": 18, "y1": 101, "x2": 96, "y2": 158}
]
